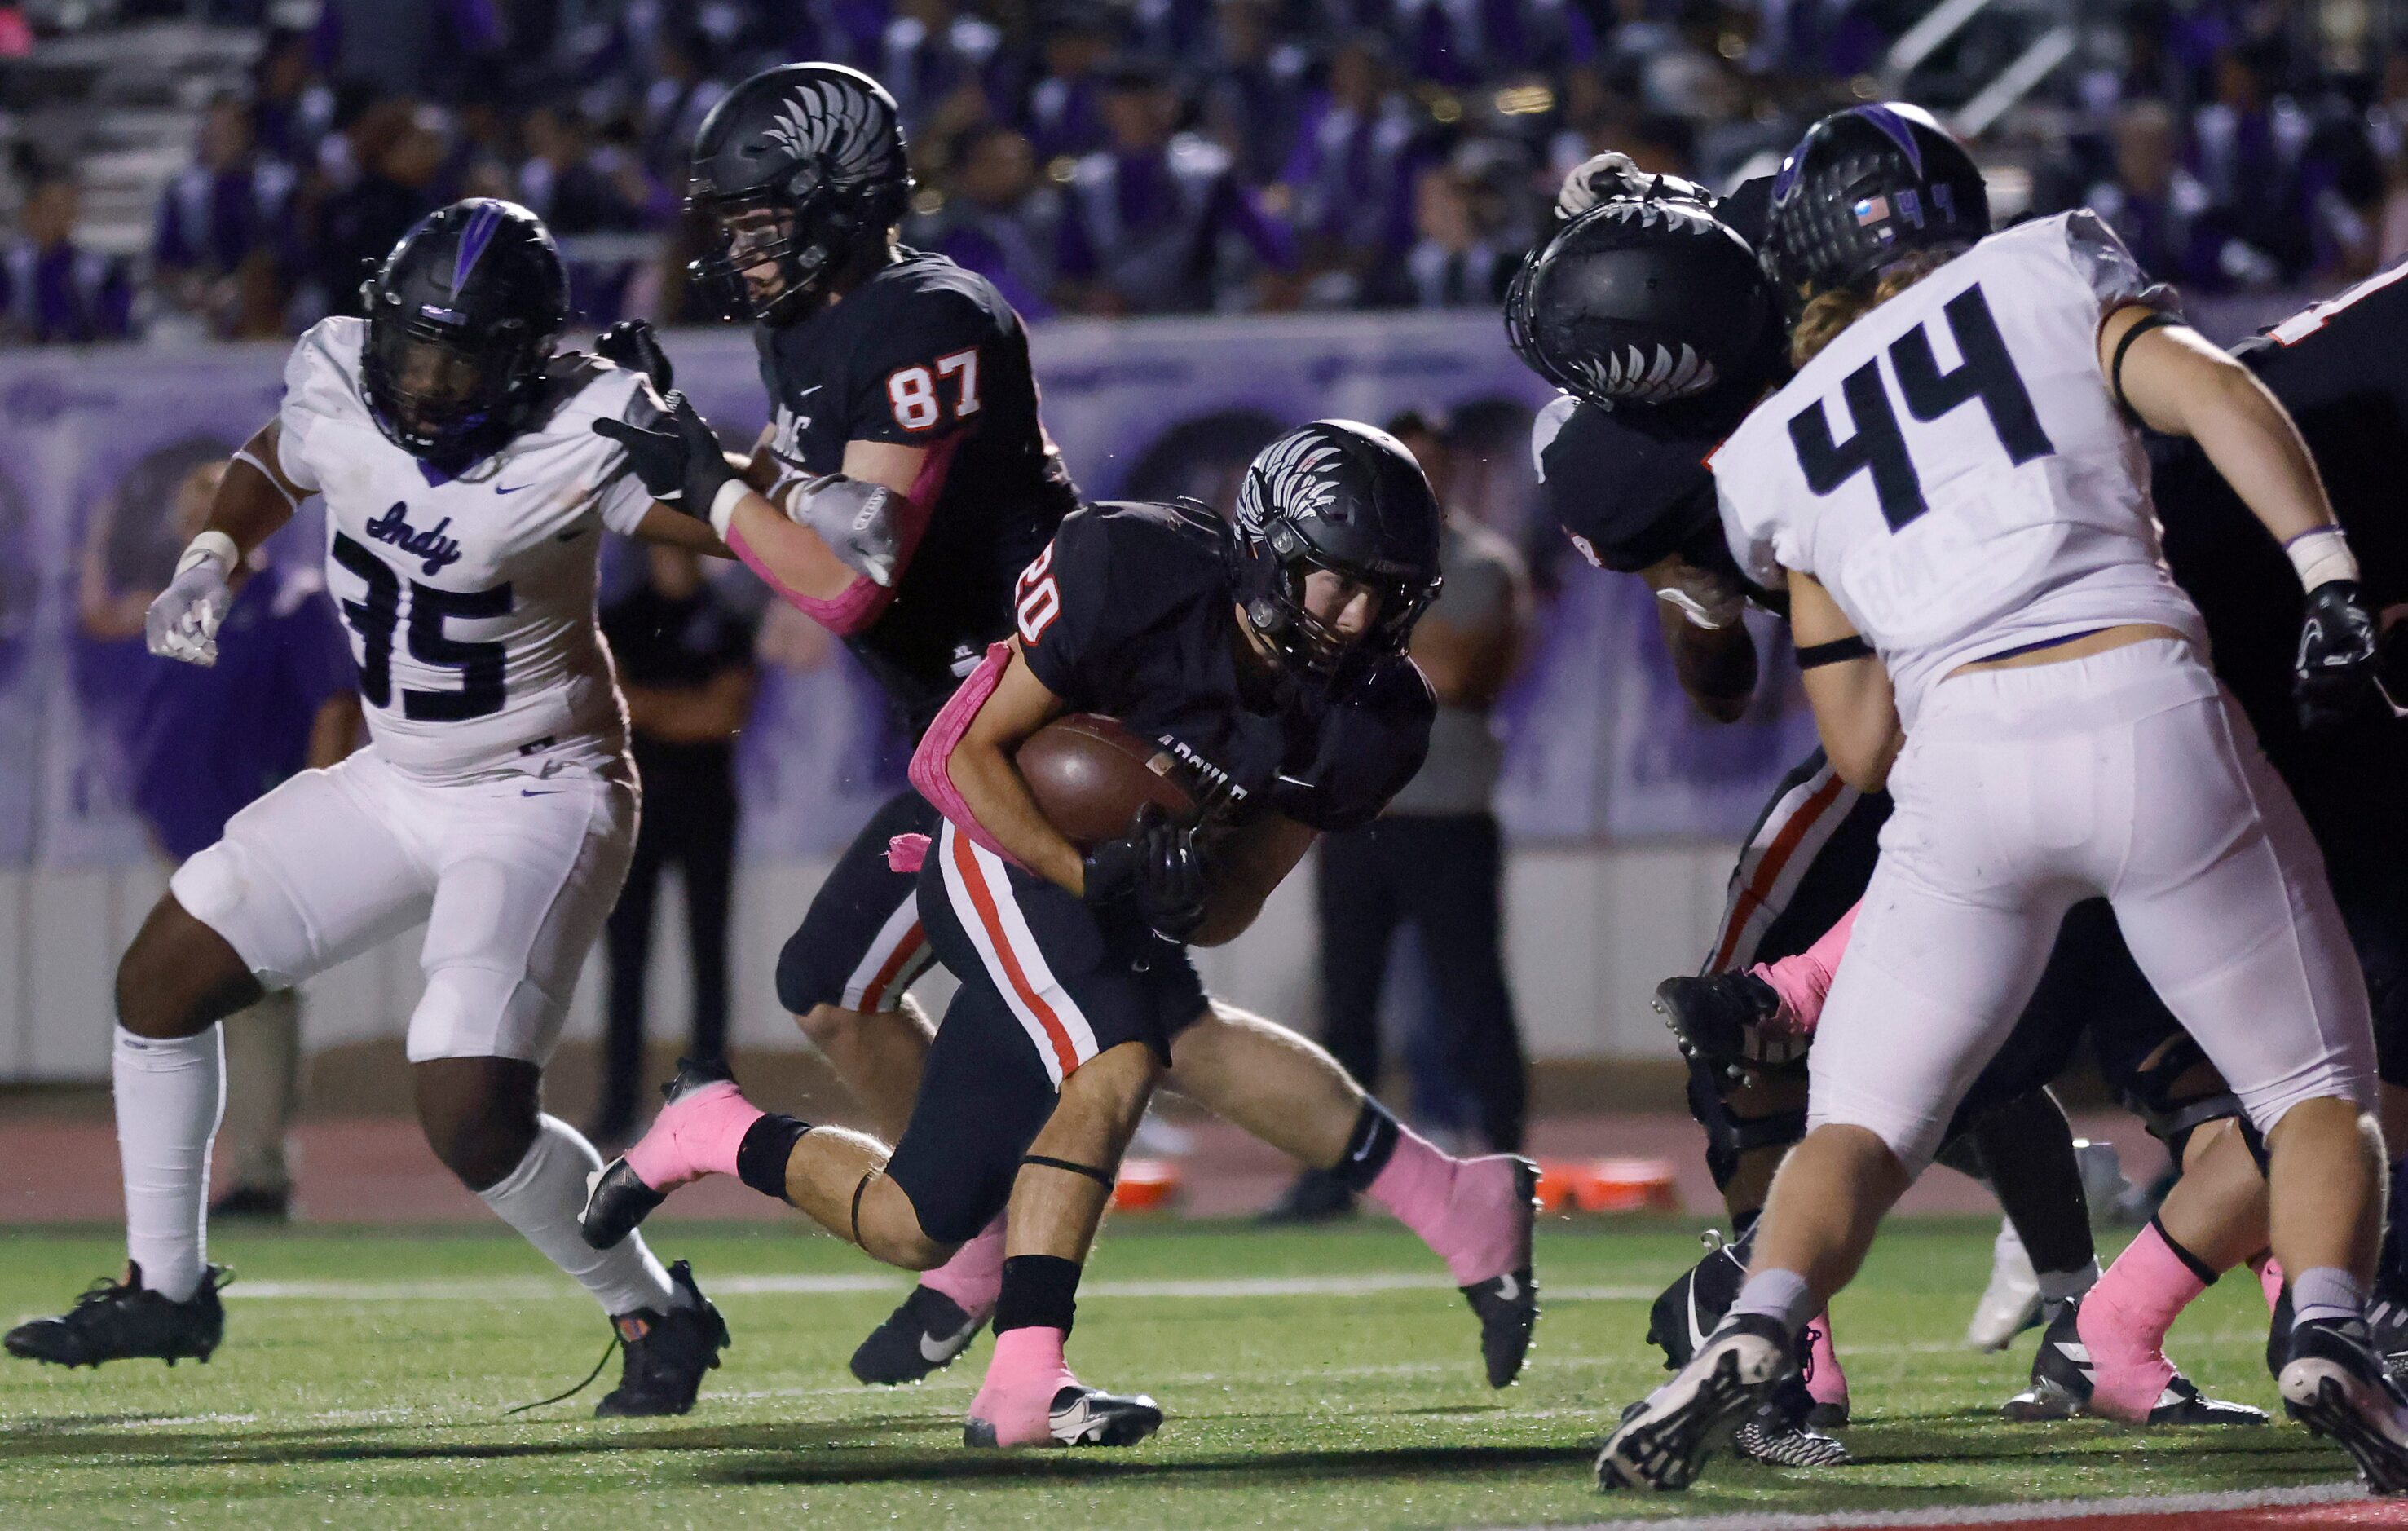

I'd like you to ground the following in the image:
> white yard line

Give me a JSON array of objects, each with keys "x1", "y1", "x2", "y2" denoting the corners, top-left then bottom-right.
[
  {"x1": 1497, "y1": 1480, "x2": 2371, "y2": 1531},
  {"x1": 223, "y1": 1271, "x2": 1665, "y2": 1304}
]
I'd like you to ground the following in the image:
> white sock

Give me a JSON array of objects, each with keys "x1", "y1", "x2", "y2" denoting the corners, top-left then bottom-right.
[
  {"x1": 2292, "y1": 1266, "x2": 2368, "y2": 1329},
  {"x1": 114, "y1": 1025, "x2": 226, "y2": 1304},
  {"x1": 1727, "y1": 1268, "x2": 1816, "y2": 1337},
  {"x1": 478, "y1": 1114, "x2": 684, "y2": 1317}
]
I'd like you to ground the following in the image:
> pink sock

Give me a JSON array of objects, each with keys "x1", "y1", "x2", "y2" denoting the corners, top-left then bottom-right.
[
  {"x1": 1802, "y1": 1310, "x2": 1848, "y2": 1411},
  {"x1": 1749, "y1": 902, "x2": 1859, "y2": 1036},
  {"x1": 968, "y1": 1326, "x2": 1077, "y2": 1446},
  {"x1": 2253, "y1": 1255, "x2": 2285, "y2": 1313},
  {"x1": 2077, "y1": 1222, "x2": 2204, "y2": 1422},
  {"x1": 624, "y1": 1081, "x2": 764, "y2": 1190},
  {"x1": 923, "y1": 1214, "x2": 1008, "y2": 1314},
  {"x1": 1366, "y1": 1127, "x2": 1528, "y2": 1288}
]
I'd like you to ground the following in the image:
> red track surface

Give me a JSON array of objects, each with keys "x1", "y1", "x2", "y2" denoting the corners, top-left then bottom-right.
[{"x1": 0, "y1": 1110, "x2": 2168, "y2": 1225}]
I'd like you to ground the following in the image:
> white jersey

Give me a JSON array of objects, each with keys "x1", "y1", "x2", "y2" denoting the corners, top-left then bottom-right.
[
  {"x1": 276, "y1": 317, "x2": 656, "y2": 779},
  {"x1": 1714, "y1": 211, "x2": 2205, "y2": 726}
]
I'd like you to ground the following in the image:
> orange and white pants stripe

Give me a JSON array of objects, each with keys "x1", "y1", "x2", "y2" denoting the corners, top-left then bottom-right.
[
  {"x1": 933, "y1": 821, "x2": 1100, "y2": 1085},
  {"x1": 837, "y1": 896, "x2": 934, "y2": 1014},
  {"x1": 1703, "y1": 758, "x2": 1862, "y2": 975}
]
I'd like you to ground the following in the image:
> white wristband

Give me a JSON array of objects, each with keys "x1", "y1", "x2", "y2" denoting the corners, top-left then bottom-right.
[
  {"x1": 2286, "y1": 527, "x2": 2359, "y2": 591},
  {"x1": 708, "y1": 479, "x2": 749, "y2": 542},
  {"x1": 179, "y1": 530, "x2": 239, "y2": 576}
]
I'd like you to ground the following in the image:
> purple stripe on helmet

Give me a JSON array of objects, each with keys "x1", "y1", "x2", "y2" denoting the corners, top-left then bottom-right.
[
  {"x1": 450, "y1": 201, "x2": 505, "y2": 295},
  {"x1": 1848, "y1": 104, "x2": 1925, "y2": 177}
]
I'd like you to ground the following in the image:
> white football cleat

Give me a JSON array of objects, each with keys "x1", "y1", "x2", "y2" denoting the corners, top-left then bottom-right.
[
  {"x1": 1966, "y1": 1219, "x2": 2041, "y2": 1351},
  {"x1": 1595, "y1": 1314, "x2": 1788, "y2": 1492}
]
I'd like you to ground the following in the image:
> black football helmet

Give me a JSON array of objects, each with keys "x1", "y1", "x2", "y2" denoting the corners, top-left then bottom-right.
[
  {"x1": 688, "y1": 63, "x2": 913, "y2": 324},
  {"x1": 359, "y1": 199, "x2": 567, "y2": 466},
  {"x1": 1762, "y1": 102, "x2": 1988, "y2": 312},
  {"x1": 1232, "y1": 421, "x2": 1443, "y2": 686},
  {"x1": 1506, "y1": 196, "x2": 1779, "y2": 410}
]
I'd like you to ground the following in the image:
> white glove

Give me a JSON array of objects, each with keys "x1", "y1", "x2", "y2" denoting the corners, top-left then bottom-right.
[
  {"x1": 145, "y1": 534, "x2": 236, "y2": 666},
  {"x1": 1555, "y1": 151, "x2": 1718, "y2": 221}
]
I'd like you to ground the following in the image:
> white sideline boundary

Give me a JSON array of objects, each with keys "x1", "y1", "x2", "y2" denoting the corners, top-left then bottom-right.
[
  {"x1": 223, "y1": 1272, "x2": 1661, "y2": 1303},
  {"x1": 1506, "y1": 1481, "x2": 2371, "y2": 1531}
]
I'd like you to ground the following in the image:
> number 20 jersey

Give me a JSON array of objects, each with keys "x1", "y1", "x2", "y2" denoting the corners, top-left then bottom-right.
[
  {"x1": 276, "y1": 316, "x2": 657, "y2": 779},
  {"x1": 1713, "y1": 211, "x2": 2203, "y2": 726}
]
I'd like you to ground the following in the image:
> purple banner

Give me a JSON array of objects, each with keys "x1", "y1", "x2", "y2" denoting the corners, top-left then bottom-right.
[{"x1": 0, "y1": 313, "x2": 1821, "y2": 867}]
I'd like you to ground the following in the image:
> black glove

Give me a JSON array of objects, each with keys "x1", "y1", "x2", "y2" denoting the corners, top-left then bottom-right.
[
  {"x1": 593, "y1": 319, "x2": 673, "y2": 391},
  {"x1": 2295, "y1": 579, "x2": 2383, "y2": 735},
  {"x1": 591, "y1": 390, "x2": 732, "y2": 518},
  {"x1": 1081, "y1": 804, "x2": 1209, "y2": 942}
]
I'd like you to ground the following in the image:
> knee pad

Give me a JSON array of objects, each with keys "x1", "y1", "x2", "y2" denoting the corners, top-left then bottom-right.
[{"x1": 1686, "y1": 1059, "x2": 1807, "y2": 1194}]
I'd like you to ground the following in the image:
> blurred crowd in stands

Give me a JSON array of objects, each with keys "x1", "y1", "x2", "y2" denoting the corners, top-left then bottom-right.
[{"x1": 8, "y1": 0, "x2": 2408, "y2": 344}]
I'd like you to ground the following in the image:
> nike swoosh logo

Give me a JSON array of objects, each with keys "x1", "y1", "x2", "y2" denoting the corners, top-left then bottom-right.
[
  {"x1": 794, "y1": 385, "x2": 823, "y2": 399},
  {"x1": 919, "y1": 1317, "x2": 979, "y2": 1363},
  {"x1": 1494, "y1": 1273, "x2": 1519, "y2": 1303},
  {"x1": 496, "y1": 483, "x2": 536, "y2": 494},
  {"x1": 521, "y1": 789, "x2": 564, "y2": 797},
  {"x1": 1685, "y1": 1273, "x2": 1711, "y2": 1354}
]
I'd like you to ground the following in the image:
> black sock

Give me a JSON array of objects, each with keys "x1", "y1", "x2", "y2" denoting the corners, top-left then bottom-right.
[
  {"x1": 995, "y1": 1254, "x2": 1082, "y2": 1336},
  {"x1": 734, "y1": 1114, "x2": 809, "y2": 1203},
  {"x1": 1327, "y1": 1100, "x2": 1401, "y2": 1193},
  {"x1": 2152, "y1": 1215, "x2": 2221, "y2": 1287}
]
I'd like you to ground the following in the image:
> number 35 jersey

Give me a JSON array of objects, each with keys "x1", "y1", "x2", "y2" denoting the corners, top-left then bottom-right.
[
  {"x1": 276, "y1": 316, "x2": 656, "y2": 779},
  {"x1": 1713, "y1": 211, "x2": 2203, "y2": 726}
]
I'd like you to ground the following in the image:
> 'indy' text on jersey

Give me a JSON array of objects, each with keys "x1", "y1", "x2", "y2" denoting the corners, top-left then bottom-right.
[
  {"x1": 1713, "y1": 211, "x2": 2203, "y2": 725},
  {"x1": 277, "y1": 316, "x2": 655, "y2": 779}
]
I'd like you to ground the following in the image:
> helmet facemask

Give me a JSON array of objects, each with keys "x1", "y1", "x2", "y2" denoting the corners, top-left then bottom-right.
[
  {"x1": 689, "y1": 175, "x2": 866, "y2": 325},
  {"x1": 360, "y1": 293, "x2": 545, "y2": 465},
  {"x1": 1239, "y1": 518, "x2": 1439, "y2": 689}
]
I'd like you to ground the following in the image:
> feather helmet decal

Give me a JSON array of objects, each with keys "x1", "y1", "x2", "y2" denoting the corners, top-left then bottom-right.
[
  {"x1": 1572, "y1": 342, "x2": 1716, "y2": 404},
  {"x1": 761, "y1": 75, "x2": 897, "y2": 190},
  {"x1": 1238, "y1": 430, "x2": 1347, "y2": 533}
]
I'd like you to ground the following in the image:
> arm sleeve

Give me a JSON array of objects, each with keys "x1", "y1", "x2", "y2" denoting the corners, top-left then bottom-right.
[
  {"x1": 272, "y1": 318, "x2": 361, "y2": 494},
  {"x1": 2062, "y1": 209, "x2": 2181, "y2": 319},
  {"x1": 1014, "y1": 509, "x2": 1114, "y2": 702},
  {"x1": 845, "y1": 285, "x2": 1001, "y2": 447}
]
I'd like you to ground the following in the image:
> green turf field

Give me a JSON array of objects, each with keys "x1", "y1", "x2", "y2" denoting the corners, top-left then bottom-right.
[{"x1": 0, "y1": 1216, "x2": 2356, "y2": 1529}]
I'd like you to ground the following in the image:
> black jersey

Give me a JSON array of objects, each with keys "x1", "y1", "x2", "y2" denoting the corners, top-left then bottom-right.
[
  {"x1": 758, "y1": 247, "x2": 1080, "y2": 733},
  {"x1": 1015, "y1": 499, "x2": 1435, "y2": 832},
  {"x1": 2149, "y1": 266, "x2": 2408, "y2": 765}
]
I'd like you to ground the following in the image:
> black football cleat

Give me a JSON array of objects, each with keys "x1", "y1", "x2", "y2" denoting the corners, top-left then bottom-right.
[
  {"x1": 1654, "y1": 971, "x2": 1802, "y2": 1075},
  {"x1": 2367, "y1": 1295, "x2": 2408, "y2": 1383},
  {"x1": 2003, "y1": 1298, "x2": 2265, "y2": 1425},
  {"x1": 580, "y1": 1056, "x2": 741, "y2": 1251},
  {"x1": 964, "y1": 1384, "x2": 1164, "y2": 1448},
  {"x1": 1596, "y1": 1313, "x2": 1788, "y2": 1492},
  {"x1": 1646, "y1": 1226, "x2": 1749, "y2": 1371},
  {"x1": 595, "y1": 1260, "x2": 730, "y2": 1418},
  {"x1": 1459, "y1": 1157, "x2": 1541, "y2": 1388},
  {"x1": 5, "y1": 1263, "x2": 228, "y2": 1369},
  {"x1": 2280, "y1": 1317, "x2": 2408, "y2": 1494},
  {"x1": 851, "y1": 1285, "x2": 990, "y2": 1386}
]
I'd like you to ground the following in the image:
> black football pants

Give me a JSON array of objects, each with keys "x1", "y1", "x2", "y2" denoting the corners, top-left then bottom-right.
[{"x1": 1316, "y1": 813, "x2": 1528, "y2": 1153}]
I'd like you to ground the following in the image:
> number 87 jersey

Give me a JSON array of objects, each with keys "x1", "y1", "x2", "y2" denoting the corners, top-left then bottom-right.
[
  {"x1": 277, "y1": 315, "x2": 659, "y2": 779},
  {"x1": 1713, "y1": 210, "x2": 2206, "y2": 728}
]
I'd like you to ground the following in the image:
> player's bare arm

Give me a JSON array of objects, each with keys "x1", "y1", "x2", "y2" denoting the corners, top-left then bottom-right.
[
  {"x1": 1787, "y1": 571, "x2": 1898, "y2": 792},
  {"x1": 1641, "y1": 552, "x2": 1757, "y2": 723},
  {"x1": 2107, "y1": 305, "x2": 2335, "y2": 545},
  {"x1": 2108, "y1": 302, "x2": 2383, "y2": 726},
  {"x1": 144, "y1": 420, "x2": 315, "y2": 666},
  {"x1": 943, "y1": 640, "x2": 1083, "y2": 892}
]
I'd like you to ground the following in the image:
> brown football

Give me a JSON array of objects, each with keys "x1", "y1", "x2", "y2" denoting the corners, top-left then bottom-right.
[{"x1": 1016, "y1": 713, "x2": 1197, "y2": 849}]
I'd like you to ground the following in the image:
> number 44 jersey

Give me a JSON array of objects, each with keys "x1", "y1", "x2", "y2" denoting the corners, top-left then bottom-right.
[
  {"x1": 1713, "y1": 211, "x2": 2205, "y2": 726},
  {"x1": 276, "y1": 315, "x2": 657, "y2": 779}
]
